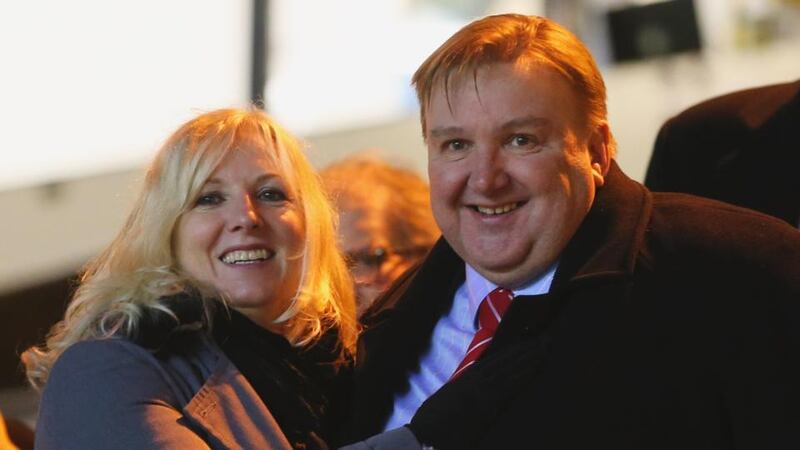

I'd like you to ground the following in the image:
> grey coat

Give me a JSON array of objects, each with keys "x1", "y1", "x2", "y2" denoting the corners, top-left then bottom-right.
[
  {"x1": 36, "y1": 335, "x2": 293, "y2": 449},
  {"x1": 35, "y1": 332, "x2": 422, "y2": 450}
]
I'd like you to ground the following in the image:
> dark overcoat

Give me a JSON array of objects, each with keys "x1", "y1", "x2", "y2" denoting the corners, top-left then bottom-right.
[{"x1": 351, "y1": 162, "x2": 800, "y2": 449}]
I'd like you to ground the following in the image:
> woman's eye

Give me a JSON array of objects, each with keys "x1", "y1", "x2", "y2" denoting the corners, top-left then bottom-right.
[
  {"x1": 195, "y1": 192, "x2": 223, "y2": 207},
  {"x1": 258, "y1": 188, "x2": 288, "y2": 202}
]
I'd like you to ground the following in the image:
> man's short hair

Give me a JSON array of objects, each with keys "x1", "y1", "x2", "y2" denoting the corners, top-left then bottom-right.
[{"x1": 412, "y1": 13, "x2": 615, "y2": 154}]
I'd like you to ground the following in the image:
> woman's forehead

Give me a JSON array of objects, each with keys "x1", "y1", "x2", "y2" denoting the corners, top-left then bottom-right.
[{"x1": 207, "y1": 142, "x2": 286, "y2": 180}]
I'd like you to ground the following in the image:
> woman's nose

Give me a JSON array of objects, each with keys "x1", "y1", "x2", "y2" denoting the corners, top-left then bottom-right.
[{"x1": 229, "y1": 194, "x2": 262, "y2": 231}]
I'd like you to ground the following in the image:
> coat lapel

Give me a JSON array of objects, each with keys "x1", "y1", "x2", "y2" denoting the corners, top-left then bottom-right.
[
  {"x1": 553, "y1": 161, "x2": 652, "y2": 289},
  {"x1": 353, "y1": 238, "x2": 464, "y2": 437},
  {"x1": 183, "y1": 354, "x2": 293, "y2": 450}
]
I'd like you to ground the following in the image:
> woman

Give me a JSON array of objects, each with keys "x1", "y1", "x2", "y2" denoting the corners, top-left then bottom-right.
[
  {"x1": 320, "y1": 154, "x2": 439, "y2": 315},
  {"x1": 23, "y1": 108, "x2": 358, "y2": 449}
]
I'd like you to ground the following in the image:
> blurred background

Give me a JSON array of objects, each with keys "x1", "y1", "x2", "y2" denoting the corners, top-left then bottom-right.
[{"x1": 2, "y1": 0, "x2": 799, "y2": 426}]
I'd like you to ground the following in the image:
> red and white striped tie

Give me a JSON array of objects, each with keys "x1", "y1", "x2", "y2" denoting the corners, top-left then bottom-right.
[{"x1": 450, "y1": 287, "x2": 514, "y2": 380}]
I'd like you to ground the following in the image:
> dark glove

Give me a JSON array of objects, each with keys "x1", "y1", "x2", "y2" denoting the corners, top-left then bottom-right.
[{"x1": 407, "y1": 337, "x2": 548, "y2": 450}]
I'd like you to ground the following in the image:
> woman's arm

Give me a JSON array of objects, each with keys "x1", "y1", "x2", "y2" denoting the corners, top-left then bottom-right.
[{"x1": 36, "y1": 339, "x2": 211, "y2": 450}]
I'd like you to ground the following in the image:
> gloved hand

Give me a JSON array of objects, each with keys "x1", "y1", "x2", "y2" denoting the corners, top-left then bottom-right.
[{"x1": 407, "y1": 337, "x2": 548, "y2": 450}]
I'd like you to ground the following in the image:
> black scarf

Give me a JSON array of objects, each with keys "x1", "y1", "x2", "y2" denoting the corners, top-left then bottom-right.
[
  {"x1": 213, "y1": 307, "x2": 351, "y2": 449},
  {"x1": 136, "y1": 294, "x2": 353, "y2": 449}
]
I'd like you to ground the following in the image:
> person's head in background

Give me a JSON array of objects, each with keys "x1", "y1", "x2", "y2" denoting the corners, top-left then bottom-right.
[
  {"x1": 321, "y1": 153, "x2": 439, "y2": 314},
  {"x1": 412, "y1": 13, "x2": 614, "y2": 288},
  {"x1": 24, "y1": 108, "x2": 357, "y2": 388}
]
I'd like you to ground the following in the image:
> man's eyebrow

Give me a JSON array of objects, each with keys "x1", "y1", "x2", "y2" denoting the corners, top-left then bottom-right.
[
  {"x1": 501, "y1": 116, "x2": 550, "y2": 130},
  {"x1": 428, "y1": 126, "x2": 463, "y2": 139},
  {"x1": 428, "y1": 117, "x2": 550, "y2": 138}
]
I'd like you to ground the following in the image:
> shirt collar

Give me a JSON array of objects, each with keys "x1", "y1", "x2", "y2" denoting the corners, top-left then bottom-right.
[{"x1": 464, "y1": 262, "x2": 559, "y2": 322}]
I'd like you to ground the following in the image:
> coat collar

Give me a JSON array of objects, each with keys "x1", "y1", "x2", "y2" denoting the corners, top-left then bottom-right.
[{"x1": 551, "y1": 160, "x2": 652, "y2": 290}]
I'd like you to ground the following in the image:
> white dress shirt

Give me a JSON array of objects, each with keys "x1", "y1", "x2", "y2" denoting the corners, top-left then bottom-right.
[{"x1": 382, "y1": 262, "x2": 558, "y2": 430}]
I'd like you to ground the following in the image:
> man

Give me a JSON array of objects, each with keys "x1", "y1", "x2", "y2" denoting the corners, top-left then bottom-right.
[
  {"x1": 349, "y1": 14, "x2": 800, "y2": 449},
  {"x1": 645, "y1": 79, "x2": 800, "y2": 227}
]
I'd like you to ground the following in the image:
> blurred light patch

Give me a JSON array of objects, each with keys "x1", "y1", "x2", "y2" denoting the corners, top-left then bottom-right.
[
  {"x1": 0, "y1": 0, "x2": 250, "y2": 191},
  {"x1": 266, "y1": 0, "x2": 482, "y2": 135}
]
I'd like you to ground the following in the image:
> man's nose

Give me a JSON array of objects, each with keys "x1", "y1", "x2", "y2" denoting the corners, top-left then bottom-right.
[{"x1": 469, "y1": 147, "x2": 510, "y2": 193}]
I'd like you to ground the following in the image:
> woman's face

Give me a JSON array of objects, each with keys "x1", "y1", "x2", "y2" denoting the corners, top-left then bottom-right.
[
  {"x1": 339, "y1": 207, "x2": 419, "y2": 315},
  {"x1": 173, "y1": 144, "x2": 305, "y2": 332}
]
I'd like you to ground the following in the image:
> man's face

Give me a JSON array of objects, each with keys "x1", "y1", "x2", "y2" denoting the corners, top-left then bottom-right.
[{"x1": 424, "y1": 62, "x2": 609, "y2": 288}]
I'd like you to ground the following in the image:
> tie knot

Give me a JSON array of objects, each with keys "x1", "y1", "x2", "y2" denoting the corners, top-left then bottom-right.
[{"x1": 477, "y1": 287, "x2": 514, "y2": 332}]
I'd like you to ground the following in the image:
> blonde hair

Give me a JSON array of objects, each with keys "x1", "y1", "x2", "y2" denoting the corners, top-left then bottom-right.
[
  {"x1": 23, "y1": 108, "x2": 357, "y2": 389},
  {"x1": 320, "y1": 154, "x2": 439, "y2": 253},
  {"x1": 412, "y1": 13, "x2": 616, "y2": 155}
]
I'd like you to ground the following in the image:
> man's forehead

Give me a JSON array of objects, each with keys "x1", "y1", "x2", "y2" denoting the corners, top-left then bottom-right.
[
  {"x1": 432, "y1": 57, "x2": 535, "y2": 84},
  {"x1": 429, "y1": 64, "x2": 570, "y2": 109},
  {"x1": 428, "y1": 115, "x2": 552, "y2": 139}
]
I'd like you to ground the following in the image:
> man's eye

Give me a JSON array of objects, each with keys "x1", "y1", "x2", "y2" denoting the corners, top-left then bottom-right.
[
  {"x1": 195, "y1": 192, "x2": 223, "y2": 207},
  {"x1": 258, "y1": 188, "x2": 288, "y2": 202},
  {"x1": 509, "y1": 134, "x2": 538, "y2": 147},
  {"x1": 444, "y1": 140, "x2": 467, "y2": 151}
]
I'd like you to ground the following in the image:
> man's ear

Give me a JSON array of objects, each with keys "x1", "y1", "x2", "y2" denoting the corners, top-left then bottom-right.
[{"x1": 588, "y1": 122, "x2": 611, "y2": 187}]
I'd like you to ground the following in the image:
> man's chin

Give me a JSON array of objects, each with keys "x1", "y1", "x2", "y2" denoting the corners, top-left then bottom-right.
[{"x1": 470, "y1": 260, "x2": 529, "y2": 287}]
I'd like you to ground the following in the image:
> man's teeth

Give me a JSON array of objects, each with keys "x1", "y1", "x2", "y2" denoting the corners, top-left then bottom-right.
[
  {"x1": 221, "y1": 249, "x2": 270, "y2": 264},
  {"x1": 476, "y1": 202, "x2": 519, "y2": 215}
]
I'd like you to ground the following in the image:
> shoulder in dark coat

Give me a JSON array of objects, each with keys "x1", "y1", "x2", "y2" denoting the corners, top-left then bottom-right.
[{"x1": 645, "y1": 79, "x2": 800, "y2": 225}]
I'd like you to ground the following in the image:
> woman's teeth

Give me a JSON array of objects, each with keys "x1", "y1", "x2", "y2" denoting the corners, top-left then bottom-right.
[{"x1": 221, "y1": 249, "x2": 270, "y2": 264}]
